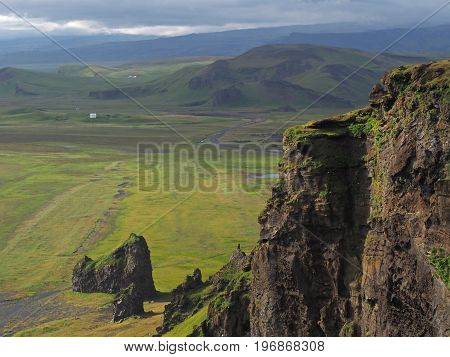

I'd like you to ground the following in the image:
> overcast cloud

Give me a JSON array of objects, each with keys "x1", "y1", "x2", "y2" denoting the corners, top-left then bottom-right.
[{"x1": 0, "y1": 0, "x2": 448, "y2": 37}]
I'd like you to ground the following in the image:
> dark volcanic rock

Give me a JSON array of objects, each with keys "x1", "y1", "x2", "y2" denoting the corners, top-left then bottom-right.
[
  {"x1": 250, "y1": 60, "x2": 450, "y2": 336},
  {"x1": 155, "y1": 60, "x2": 449, "y2": 337},
  {"x1": 175, "y1": 268, "x2": 203, "y2": 292},
  {"x1": 72, "y1": 233, "x2": 157, "y2": 299},
  {"x1": 157, "y1": 246, "x2": 252, "y2": 337},
  {"x1": 251, "y1": 122, "x2": 370, "y2": 336},
  {"x1": 112, "y1": 283, "x2": 144, "y2": 322},
  {"x1": 156, "y1": 268, "x2": 205, "y2": 336}
]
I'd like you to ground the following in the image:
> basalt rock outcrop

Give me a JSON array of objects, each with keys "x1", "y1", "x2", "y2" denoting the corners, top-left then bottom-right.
[
  {"x1": 112, "y1": 283, "x2": 144, "y2": 322},
  {"x1": 250, "y1": 60, "x2": 449, "y2": 336},
  {"x1": 175, "y1": 268, "x2": 203, "y2": 292},
  {"x1": 156, "y1": 60, "x2": 449, "y2": 337},
  {"x1": 72, "y1": 233, "x2": 157, "y2": 299},
  {"x1": 157, "y1": 246, "x2": 252, "y2": 336}
]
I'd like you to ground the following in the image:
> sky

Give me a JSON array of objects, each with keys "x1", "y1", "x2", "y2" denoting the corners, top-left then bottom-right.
[{"x1": 0, "y1": 0, "x2": 448, "y2": 37}]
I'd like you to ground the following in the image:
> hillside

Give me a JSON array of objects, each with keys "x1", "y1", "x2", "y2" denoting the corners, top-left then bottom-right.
[
  {"x1": 0, "y1": 67, "x2": 113, "y2": 98},
  {"x1": 90, "y1": 44, "x2": 429, "y2": 108},
  {"x1": 0, "y1": 45, "x2": 429, "y2": 110},
  {"x1": 0, "y1": 59, "x2": 212, "y2": 101},
  {"x1": 157, "y1": 60, "x2": 450, "y2": 336}
]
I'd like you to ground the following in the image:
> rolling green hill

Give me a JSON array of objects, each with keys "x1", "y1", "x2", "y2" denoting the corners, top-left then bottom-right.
[
  {"x1": 0, "y1": 44, "x2": 429, "y2": 111},
  {"x1": 0, "y1": 67, "x2": 106, "y2": 98},
  {"x1": 89, "y1": 44, "x2": 429, "y2": 108}
]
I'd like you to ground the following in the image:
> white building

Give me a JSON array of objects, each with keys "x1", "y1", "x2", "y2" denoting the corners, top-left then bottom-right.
[{"x1": 89, "y1": 113, "x2": 97, "y2": 119}]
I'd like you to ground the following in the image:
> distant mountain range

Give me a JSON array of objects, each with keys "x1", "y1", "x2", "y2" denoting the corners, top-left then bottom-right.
[
  {"x1": 0, "y1": 34, "x2": 157, "y2": 56},
  {"x1": 0, "y1": 23, "x2": 447, "y2": 67},
  {"x1": 277, "y1": 25, "x2": 450, "y2": 55}
]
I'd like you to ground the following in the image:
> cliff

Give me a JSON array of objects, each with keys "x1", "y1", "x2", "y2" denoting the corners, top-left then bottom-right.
[
  {"x1": 156, "y1": 60, "x2": 449, "y2": 337},
  {"x1": 250, "y1": 60, "x2": 449, "y2": 336}
]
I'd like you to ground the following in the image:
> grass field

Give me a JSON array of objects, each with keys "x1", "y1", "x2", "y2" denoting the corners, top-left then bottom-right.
[
  {"x1": 0, "y1": 53, "x2": 354, "y2": 335},
  {"x1": 0, "y1": 108, "x2": 297, "y2": 335}
]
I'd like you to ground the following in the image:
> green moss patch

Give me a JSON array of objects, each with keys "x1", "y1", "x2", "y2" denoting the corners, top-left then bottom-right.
[
  {"x1": 340, "y1": 320, "x2": 356, "y2": 337},
  {"x1": 426, "y1": 248, "x2": 450, "y2": 288}
]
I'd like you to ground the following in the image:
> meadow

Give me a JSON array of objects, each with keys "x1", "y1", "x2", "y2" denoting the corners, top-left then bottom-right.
[
  {"x1": 0, "y1": 109, "x2": 285, "y2": 335},
  {"x1": 0, "y1": 56, "x2": 352, "y2": 336}
]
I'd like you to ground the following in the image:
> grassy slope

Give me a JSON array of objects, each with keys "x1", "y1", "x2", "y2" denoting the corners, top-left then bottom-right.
[
  {"x1": 0, "y1": 58, "x2": 214, "y2": 111},
  {"x1": 12, "y1": 291, "x2": 167, "y2": 337},
  {"x1": 124, "y1": 44, "x2": 428, "y2": 108},
  {"x1": 57, "y1": 58, "x2": 216, "y2": 82},
  {"x1": 0, "y1": 108, "x2": 288, "y2": 335}
]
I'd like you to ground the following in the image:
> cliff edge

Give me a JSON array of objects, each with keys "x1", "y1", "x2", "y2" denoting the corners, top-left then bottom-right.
[{"x1": 250, "y1": 60, "x2": 449, "y2": 336}]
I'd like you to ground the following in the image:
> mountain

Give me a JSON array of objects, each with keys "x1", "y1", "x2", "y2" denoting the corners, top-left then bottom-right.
[
  {"x1": 156, "y1": 60, "x2": 450, "y2": 336},
  {"x1": 278, "y1": 24, "x2": 450, "y2": 55},
  {"x1": 0, "y1": 34, "x2": 157, "y2": 57},
  {"x1": 89, "y1": 44, "x2": 429, "y2": 108},
  {"x1": 0, "y1": 44, "x2": 430, "y2": 110},
  {"x1": 0, "y1": 58, "x2": 212, "y2": 99},
  {"x1": 1, "y1": 23, "x2": 445, "y2": 67}
]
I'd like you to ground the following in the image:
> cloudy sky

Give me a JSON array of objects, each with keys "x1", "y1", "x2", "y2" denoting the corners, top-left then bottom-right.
[{"x1": 0, "y1": 0, "x2": 448, "y2": 37}]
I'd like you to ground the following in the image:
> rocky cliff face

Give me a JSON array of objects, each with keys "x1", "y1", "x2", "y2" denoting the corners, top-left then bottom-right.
[
  {"x1": 72, "y1": 233, "x2": 157, "y2": 299},
  {"x1": 250, "y1": 60, "x2": 449, "y2": 336}
]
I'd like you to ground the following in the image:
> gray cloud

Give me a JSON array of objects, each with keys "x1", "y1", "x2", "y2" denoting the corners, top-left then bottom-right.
[{"x1": 0, "y1": 0, "x2": 448, "y2": 36}]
